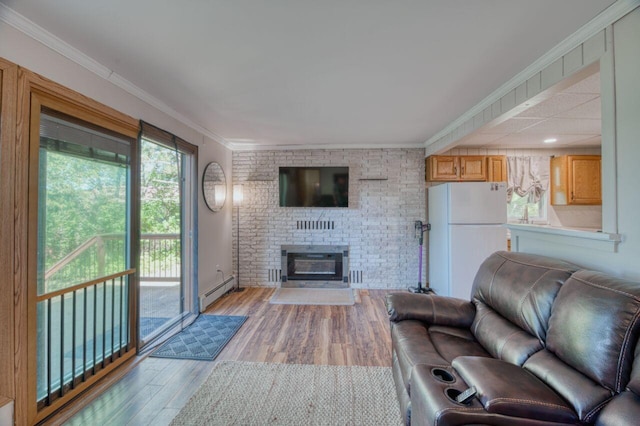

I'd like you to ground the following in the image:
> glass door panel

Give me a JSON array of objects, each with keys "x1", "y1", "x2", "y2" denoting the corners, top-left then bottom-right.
[
  {"x1": 35, "y1": 111, "x2": 133, "y2": 406},
  {"x1": 139, "y1": 139, "x2": 185, "y2": 344}
]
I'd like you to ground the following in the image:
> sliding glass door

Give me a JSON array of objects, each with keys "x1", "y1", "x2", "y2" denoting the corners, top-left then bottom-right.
[
  {"x1": 25, "y1": 84, "x2": 196, "y2": 421},
  {"x1": 32, "y1": 108, "x2": 137, "y2": 415},
  {"x1": 138, "y1": 126, "x2": 197, "y2": 348}
]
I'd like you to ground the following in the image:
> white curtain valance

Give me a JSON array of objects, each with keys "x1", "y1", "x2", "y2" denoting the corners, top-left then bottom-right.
[{"x1": 506, "y1": 156, "x2": 550, "y2": 203}]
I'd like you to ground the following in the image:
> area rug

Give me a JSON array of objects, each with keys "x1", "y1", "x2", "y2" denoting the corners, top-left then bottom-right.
[
  {"x1": 170, "y1": 361, "x2": 403, "y2": 425},
  {"x1": 150, "y1": 315, "x2": 247, "y2": 361},
  {"x1": 269, "y1": 288, "x2": 355, "y2": 306}
]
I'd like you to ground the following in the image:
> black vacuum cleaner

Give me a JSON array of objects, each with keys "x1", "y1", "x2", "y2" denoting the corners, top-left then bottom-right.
[{"x1": 409, "y1": 220, "x2": 433, "y2": 294}]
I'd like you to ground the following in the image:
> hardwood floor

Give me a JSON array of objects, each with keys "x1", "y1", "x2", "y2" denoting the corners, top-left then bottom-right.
[{"x1": 46, "y1": 288, "x2": 394, "y2": 425}]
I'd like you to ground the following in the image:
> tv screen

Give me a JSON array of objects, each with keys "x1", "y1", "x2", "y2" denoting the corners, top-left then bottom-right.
[{"x1": 279, "y1": 167, "x2": 349, "y2": 207}]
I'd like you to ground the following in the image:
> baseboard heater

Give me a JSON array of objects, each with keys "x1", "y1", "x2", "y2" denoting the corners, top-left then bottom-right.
[{"x1": 199, "y1": 275, "x2": 235, "y2": 312}]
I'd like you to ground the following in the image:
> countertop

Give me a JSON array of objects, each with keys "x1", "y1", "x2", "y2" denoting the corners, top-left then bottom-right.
[{"x1": 506, "y1": 223, "x2": 621, "y2": 242}]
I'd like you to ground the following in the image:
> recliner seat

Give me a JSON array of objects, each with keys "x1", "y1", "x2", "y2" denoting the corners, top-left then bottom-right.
[{"x1": 387, "y1": 251, "x2": 640, "y2": 425}]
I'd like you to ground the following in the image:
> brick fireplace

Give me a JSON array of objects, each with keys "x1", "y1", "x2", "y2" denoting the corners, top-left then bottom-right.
[{"x1": 232, "y1": 148, "x2": 425, "y2": 289}]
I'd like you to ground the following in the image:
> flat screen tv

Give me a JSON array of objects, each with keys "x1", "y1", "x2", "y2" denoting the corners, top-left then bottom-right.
[{"x1": 279, "y1": 167, "x2": 349, "y2": 207}]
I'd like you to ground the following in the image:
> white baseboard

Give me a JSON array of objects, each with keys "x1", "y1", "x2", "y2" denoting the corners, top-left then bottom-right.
[{"x1": 199, "y1": 276, "x2": 235, "y2": 312}]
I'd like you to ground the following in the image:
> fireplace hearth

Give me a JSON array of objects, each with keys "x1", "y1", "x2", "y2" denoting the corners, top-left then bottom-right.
[{"x1": 281, "y1": 245, "x2": 349, "y2": 288}]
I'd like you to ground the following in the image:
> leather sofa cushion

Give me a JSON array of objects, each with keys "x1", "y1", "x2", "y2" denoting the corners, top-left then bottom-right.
[
  {"x1": 547, "y1": 270, "x2": 640, "y2": 393},
  {"x1": 452, "y1": 356, "x2": 577, "y2": 424},
  {"x1": 428, "y1": 325, "x2": 477, "y2": 341},
  {"x1": 471, "y1": 303, "x2": 543, "y2": 365},
  {"x1": 627, "y1": 345, "x2": 640, "y2": 395},
  {"x1": 524, "y1": 350, "x2": 613, "y2": 422},
  {"x1": 595, "y1": 391, "x2": 640, "y2": 426},
  {"x1": 391, "y1": 321, "x2": 489, "y2": 394},
  {"x1": 472, "y1": 251, "x2": 578, "y2": 342},
  {"x1": 429, "y1": 327, "x2": 490, "y2": 363}
]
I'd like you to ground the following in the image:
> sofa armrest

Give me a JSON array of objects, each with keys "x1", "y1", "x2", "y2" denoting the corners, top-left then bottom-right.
[
  {"x1": 385, "y1": 293, "x2": 475, "y2": 327},
  {"x1": 452, "y1": 356, "x2": 578, "y2": 423}
]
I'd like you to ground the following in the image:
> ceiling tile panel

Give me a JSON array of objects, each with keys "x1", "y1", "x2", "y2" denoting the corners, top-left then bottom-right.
[
  {"x1": 481, "y1": 118, "x2": 543, "y2": 134},
  {"x1": 520, "y1": 118, "x2": 601, "y2": 134},
  {"x1": 516, "y1": 93, "x2": 599, "y2": 118},
  {"x1": 563, "y1": 72, "x2": 601, "y2": 94},
  {"x1": 556, "y1": 98, "x2": 602, "y2": 119}
]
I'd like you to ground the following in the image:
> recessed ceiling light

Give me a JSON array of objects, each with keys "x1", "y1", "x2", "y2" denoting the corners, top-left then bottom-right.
[{"x1": 543, "y1": 138, "x2": 558, "y2": 144}]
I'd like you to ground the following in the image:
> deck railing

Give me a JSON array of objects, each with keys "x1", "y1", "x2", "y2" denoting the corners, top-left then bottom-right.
[
  {"x1": 138, "y1": 233, "x2": 181, "y2": 282},
  {"x1": 36, "y1": 269, "x2": 135, "y2": 409},
  {"x1": 37, "y1": 233, "x2": 181, "y2": 410},
  {"x1": 44, "y1": 233, "x2": 180, "y2": 292}
]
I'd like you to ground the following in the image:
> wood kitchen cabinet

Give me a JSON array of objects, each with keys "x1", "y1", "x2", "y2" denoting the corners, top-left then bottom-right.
[
  {"x1": 487, "y1": 155, "x2": 507, "y2": 182},
  {"x1": 550, "y1": 155, "x2": 601, "y2": 205},
  {"x1": 459, "y1": 156, "x2": 486, "y2": 180},
  {"x1": 426, "y1": 155, "x2": 505, "y2": 182},
  {"x1": 427, "y1": 156, "x2": 459, "y2": 181}
]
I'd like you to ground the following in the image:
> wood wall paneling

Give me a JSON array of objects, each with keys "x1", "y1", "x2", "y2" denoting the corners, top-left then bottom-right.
[{"x1": 0, "y1": 58, "x2": 18, "y2": 406}]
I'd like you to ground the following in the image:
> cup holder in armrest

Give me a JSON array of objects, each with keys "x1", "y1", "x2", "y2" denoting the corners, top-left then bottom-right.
[
  {"x1": 445, "y1": 388, "x2": 465, "y2": 405},
  {"x1": 431, "y1": 368, "x2": 455, "y2": 383}
]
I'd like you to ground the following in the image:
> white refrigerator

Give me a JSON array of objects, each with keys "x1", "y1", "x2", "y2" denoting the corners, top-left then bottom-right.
[{"x1": 428, "y1": 182, "x2": 507, "y2": 300}]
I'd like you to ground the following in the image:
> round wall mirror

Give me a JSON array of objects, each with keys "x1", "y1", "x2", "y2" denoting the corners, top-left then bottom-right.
[{"x1": 203, "y1": 162, "x2": 226, "y2": 212}]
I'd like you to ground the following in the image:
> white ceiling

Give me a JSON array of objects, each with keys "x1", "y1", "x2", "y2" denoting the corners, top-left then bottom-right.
[
  {"x1": 458, "y1": 71, "x2": 602, "y2": 149},
  {"x1": 0, "y1": 0, "x2": 616, "y2": 150}
]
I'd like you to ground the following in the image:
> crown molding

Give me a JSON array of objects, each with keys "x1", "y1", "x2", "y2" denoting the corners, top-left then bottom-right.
[
  {"x1": 230, "y1": 141, "x2": 426, "y2": 151},
  {"x1": 0, "y1": 2, "x2": 233, "y2": 149},
  {"x1": 424, "y1": 0, "x2": 640, "y2": 149}
]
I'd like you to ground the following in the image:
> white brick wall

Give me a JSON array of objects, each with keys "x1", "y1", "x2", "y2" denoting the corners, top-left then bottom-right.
[{"x1": 232, "y1": 148, "x2": 426, "y2": 289}]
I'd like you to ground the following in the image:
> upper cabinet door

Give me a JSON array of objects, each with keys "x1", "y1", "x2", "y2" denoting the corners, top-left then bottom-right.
[
  {"x1": 427, "y1": 155, "x2": 500, "y2": 182},
  {"x1": 569, "y1": 155, "x2": 601, "y2": 204},
  {"x1": 459, "y1": 156, "x2": 486, "y2": 181},
  {"x1": 427, "y1": 156, "x2": 459, "y2": 181},
  {"x1": 487, "y1": 156, "x2": 507, "y2": 182},
  {"x1": 551, "y1": 155, "x2": 601, "y2": 205}
]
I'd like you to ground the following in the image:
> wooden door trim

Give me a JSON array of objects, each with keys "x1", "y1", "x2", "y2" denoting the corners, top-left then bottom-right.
[{"x1": 0, "y1": 58, "x2": 18, "y2": 406}]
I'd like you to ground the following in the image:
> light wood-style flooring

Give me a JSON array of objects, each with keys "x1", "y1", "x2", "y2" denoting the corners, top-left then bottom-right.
[{"x1": 46, "y1": 288, "x2": 394, "y2": 425}]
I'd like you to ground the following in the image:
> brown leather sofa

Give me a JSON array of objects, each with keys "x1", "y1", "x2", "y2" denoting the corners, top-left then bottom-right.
[{"x1": 386, "y1": 251, "x2": 640, "y2": 425}]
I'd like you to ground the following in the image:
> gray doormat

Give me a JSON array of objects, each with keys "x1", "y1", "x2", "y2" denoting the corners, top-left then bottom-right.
[
  {"x1": 150, "y1": 314, "x2": 247, "y2": 361},
  {"x1": 140, "y1": 316, "x2": 171, "y2": 337},
  {"x1": 270, "y1": 288, "x2": 355, "y2": 305}
]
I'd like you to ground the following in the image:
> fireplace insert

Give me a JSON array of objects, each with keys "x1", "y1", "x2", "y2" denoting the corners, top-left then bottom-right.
[{"x1": 281, "y1": 245, "x2": 349, "y2": 288}]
